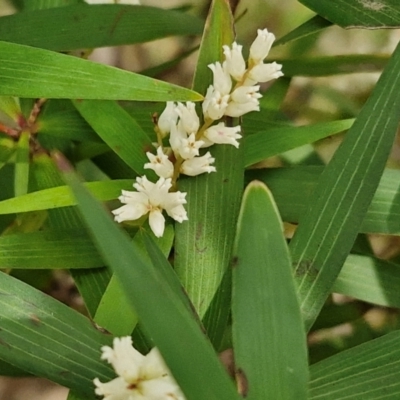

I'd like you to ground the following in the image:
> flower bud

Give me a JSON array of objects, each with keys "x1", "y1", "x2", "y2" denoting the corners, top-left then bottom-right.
[
  {"x1": 245, "y1": 62, "x2": 283, "y2": 85},
  {"x1": 181, "y1": 152, "x2": 216, "y2": 176},
  {"x1": 208, "y1": 62, "x2": 232, "y2": 95},
  {"x1": 204, "y1": 122, "x2": 242, "y2": 148},
  {"x1": 223, "y1": 42, "x2": 246, "y2": 81},
  {"x1": 249, "y1": 28, "x2": 275, "y2": 64},
  {"x1": 157, "y1": 101, "x2": 177, "y2": 137}
]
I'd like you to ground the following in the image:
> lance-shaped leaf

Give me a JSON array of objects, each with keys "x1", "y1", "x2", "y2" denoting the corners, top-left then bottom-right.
[
  {"x1": 289, "y1": 41, "x2": 400, "y2": 331},
  {"x1": 174, "y1": 0, "x2": 243, "y2": 349},
  {"x1": 0, "y1": 271, "x2": 113, "y2": 398},
  {"x1": 0, "y1": 41, "x2": 202, "y2": 101},
  {"x1": 57, "y1": 154, "x2": 240, "y2": 400},
  {"x1": 0, "y1": 4, "x2": 203, "y2": 51},
  {"x1": 309, "y1": 331, "x2": 400, "y2": 399},
  {"x1": 232, "y1": 181, "x2": 308, "y2": 399},
  {"x1": 299, "y1": 0, "x2": 400, "y2": 28}
]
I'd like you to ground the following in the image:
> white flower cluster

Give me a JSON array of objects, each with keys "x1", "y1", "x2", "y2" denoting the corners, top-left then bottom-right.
[
  {"x1": 94, "y1": 336, "x2": 185, "y2": 400},
  {"x1": 112, "y1": 29, "x2": 283, "y2": 238}
]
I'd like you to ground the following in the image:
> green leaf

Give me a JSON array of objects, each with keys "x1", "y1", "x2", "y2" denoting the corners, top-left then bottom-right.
[
  {"x1": 334, "y1": 254, "x2": 400, "y2": 308},
  {"x1": 0, "y1": 41, "x2": 202, "y2": 101},
  {"x1": 232, "y1": 181, "x2": 308, "y2": 399},
  {"x1": 309, "y1": 331, "x2": 400, "y2": 399},
  {"x1": 289, "y1": 41, "x2": 400, "y2": 331},
  {"x1": 244, "y1": 119, "x2": 353, "y2": 167},
  {"x1": 299, "y1": 0, "x2": 400, "y2": 28},
  {"x1": 22, "y1": 0, "x2": 82, "y2": 10},
  {"x1": 174, "y1": 0, "x2": 242, "y2": 351},
  {"x1": 0, "y1": 271, "x2": 113, "y2": 398},
  {"x1": 58, "y1": 155, "x2": 240, "y2": 400},
  {"x1": 74, "y1": 100, "x2": 152, "y2": 175},
  {"x1": 0, "y1": 179, "x2": 133, "y2": 214},
  {"x1": 247, "y1": 166, "x2": 400, "y2": 235},
  {"x1": 0, "y1": 4, "x2": 203, "y2": 51},
  {"x1": 279, "y1": 54, "x2": 389, "y2": 77},
  {"x1": 274, "y1": 15, "x2": 332, "y2": 47},
  {"x1": 0, "y1": 228, "x2": 102, "y2": 269}
]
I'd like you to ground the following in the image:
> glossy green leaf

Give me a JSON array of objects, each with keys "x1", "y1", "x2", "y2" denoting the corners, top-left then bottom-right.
[
  {"x1": 0, "y1": 271, "x2": 113, "y2": 398},
  {"x1": 0, "y1": 228, "x2": 102, "y2": 269},
  {"x1": 232, "y1": 181, "x2": 308, "y2": 399},
  {"x1": 279, "y1": 55, "x2": 389, "y2": 77},
  {"x1": 74, "y1": 100, "x2": 152, "y2": 175},
  {"x1": 299, "y1": 0, "x2": 400, "y2": 28},
  {"x1": 247, "y1": 166, "x2": 400, "y2": 235},
  {"x1": 289, "y1": 41, "x2": 400, "y2": 331},
  {"x1": 0, "y1": 41, "x2": 202, "y2": 101},
  {"x1": 274, "y1": 15, "x2": 332, "y2": 47},
  {"x1": 334, "y1": 254, "x2": 400, "y2": 308},
  {"x1": 0, "y1": 4, "x2": 203, "y2": 51},
  {"x1": 59, "y1": 156, "x2": 240, "y2": 400},
  {"x1": 174, "y1": 0, "x2": 242, "y2": 351},
  {"x1": 244, "y1": 119, "x2": 353, "y2": 167},
  {"x1": 0, "y1": 179, "x2": 133, "y2": 214},
  {"x1": 310, "y1": 331, "x2": 400, "y2": 399}
]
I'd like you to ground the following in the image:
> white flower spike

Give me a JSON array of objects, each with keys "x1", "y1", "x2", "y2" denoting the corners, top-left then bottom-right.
[
  {"x1": 112, "y1": 176, "x2": 187, "y2": 238},
  {"x1": 144, "y1": 147, "x2": 174, "y2": 179},
  {"x1": 94, "y1": 336, "x2": 186, "y2": 400}
]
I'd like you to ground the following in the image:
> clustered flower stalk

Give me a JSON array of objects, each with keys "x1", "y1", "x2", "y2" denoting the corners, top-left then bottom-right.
[{"x1": 112, "y1": 29, "x2": 283, "y2": 238}]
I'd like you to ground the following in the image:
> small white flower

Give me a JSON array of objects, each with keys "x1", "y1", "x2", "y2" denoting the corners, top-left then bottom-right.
[
  {"x1": 208, "y1": 62, "x2": 232, "y2": 95},
  {"x1": 144, "y1": 147, "x2": 174, "y2": 178},
  {"x1": 158, "y1": 101, "x2": 177, "y2": 137},
  {"x1": 112, "y1": 176, "x2": 187, "y2": 238},
  {"x1": 94, "y1": 336, "x2": 185, "y2": 400},
  {"x1": 178, "y1": 133, "x2": 204, "y2": 160},
  {"x1": 202, "y1": 86, "x2": 230, "y2": 121},
  {"x1": 181, "y1": 152, "x2": 216, "y2": 176},
  {"x1": 249, "y1": 28, "x2": 275, "y2": 65},
  {"x1": 169, "y1": 121, "x2": 188, "y2": 155},
  {"x1": 223, "y1": 42, "x2": 246, "y2": 81},
  {"x1": 175, "y1": 102, "x2": 200, "y2": 134},
  {"x1": 230, "y1": 85, "x2": 262, "y2": 104},
  {"x1": 244, "y1": 62, "x2": 283, "y2": 86},
  {"x1": 204, "y1": 122, "x2": 242, "y2": 148},
  {"x1": 225, "y1": 99, "x2": 260, "y2": 117}
]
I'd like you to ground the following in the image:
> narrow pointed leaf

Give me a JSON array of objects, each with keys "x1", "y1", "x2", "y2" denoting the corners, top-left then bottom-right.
[
  {"x1": 232, "y1": 181, "x2": 308, "y2": 399},
  {"x1": 289, "y1": 41, "x2": 400, "y2": 331},
  {"x1": 59, "y1": 158, "x2": 240, "y2": 400},
  {"x1": 0, "y1": 41, "x2": 202, "y2": 101}
]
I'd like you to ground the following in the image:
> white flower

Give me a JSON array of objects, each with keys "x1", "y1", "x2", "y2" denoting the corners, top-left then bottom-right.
[
  {"x1": 225, "y1": 99, "x2": 260, "y2": 117},
  {"x1": 223, "y1": 42, "x2": 246, "y2": 81},
  {"x1": 181, "y1": 152, "x2": 216, "y2": 176},
  {"x1": 86, "y1": 0, "x2": 140, "y2": 4},
  {"x1": 244, "y1": 62, "x2": 283, "y2": 86},
  {"x1": 94, "y1": 337, "x2": 185, "y2": 400},
  {"x1": 204, "y1": 123, "x2": 242, "y2": 148},
  {"x1": 157, "y1": 102, "x2": 177, "y2": 137},
  {"x1": 144, "y1": 147, "x2": 174, "y2": 178},
  {"x1": 202, "y1": 86, "x2": 229, "y2": 121},
  {"x1": 169, "y1": 121, "x2": 187, "y2": 155},
  {"x1": 230, "y1": 85, "x2": 262, "y2": 104},
  {"x1": 249, "y1": 28, "x2": 275, "y2": 65},
  {"x1": 112, "y1": 176, "x2": 187, "y2": 238},
  {"x1": 208, "y1": 62, "x2": 232, "y2": 95},
  {"x1": 175, "y1": 102, "x2": 200, "y2": 134},
  {"x1": 177, "y1": 133, "x2": 204, "y2": 160}
]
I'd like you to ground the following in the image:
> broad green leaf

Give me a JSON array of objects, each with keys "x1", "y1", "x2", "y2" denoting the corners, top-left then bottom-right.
[
  {"x1": 0, "y1": 271, "x2": 113, "y2": 398},
  {"x1": 244, "y1": 119, "x2": 353, "y2": 167},
  {"x1": 279, "y1": 55, "x2": 389, "y2": 77},
  {"x1": 289, "y1": 41, "x2": 400, "y2": 331},
  {"x1": 175, "y1": 0, "x2": 242, "y2": 350},
  {"x1": 299, "y1": 0, "x2": 400, "y2": 28},
  {"x1": 274, "y1": 15, "x2": 332, "y2": 47},
  {"x1": 14, "y1": 131, "x2": 30, "y2": 197},
  {"x1": 0, "y1": 41, "x2": 202, "y2": 101},
  {"x1": 58, "y1": 155, "x2": 240, "y2": 400},
  {"x1": 0, "y1": 179, "x2": 133, "y2": 214},
  {"x1": 232, "y1": 181, "x2": 308, "y2": 399},
  {"x1": 309, "y1": 331, "x2": 400, "y2": 399},
  {"x1": 74, "y1": 100, "x2": 152, "y2": 175},
  {"x1": 0, "y1": 4, "x2": 203, "y2": 51},
  {"x1": 23, "y1": 0, "x2": 82, "y2": 10},
  {"x1": 0, "y1": 228, "x2": 102, "y2": 269},
  {"x1": 334, "y1": 254, "x2": 400, "y2": 308},
  {"x1": 247, "y1": 166, "x2": 400, "y2": 235}
]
